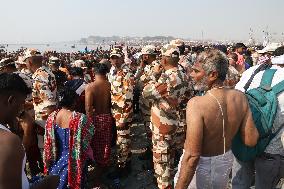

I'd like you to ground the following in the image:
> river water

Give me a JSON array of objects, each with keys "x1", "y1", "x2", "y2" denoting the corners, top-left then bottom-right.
[{"x1": 1, "y1": 43, "x2": 112, "y2": 53}]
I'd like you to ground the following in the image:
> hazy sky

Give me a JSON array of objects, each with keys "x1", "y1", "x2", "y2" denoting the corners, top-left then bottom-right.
[{"x1": 1, "y1": 0, "x2": 284, "y2": 43}]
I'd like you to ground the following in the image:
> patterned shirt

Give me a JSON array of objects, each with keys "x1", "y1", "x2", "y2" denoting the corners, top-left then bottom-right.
[
  {"x1": 108, "y1": 63, "x2": 134, "y2": 125},
  {"x1": 32, "y1": 66, "x2": 57, "y2": 121},
  {"x1": 142, "y1": 67, "x2": 188, "y2": 128}
]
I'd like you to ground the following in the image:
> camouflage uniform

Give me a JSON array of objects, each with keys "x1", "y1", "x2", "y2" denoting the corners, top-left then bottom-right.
[
  {"x1": 32, "y1": 66, "x2": 57, "y2": 128},
  {"x1": 170, "y1": 40, "x2": 193, "y2": 154},
  {"x1": 170, "y1": 39, "x2": 192, "y2": 79},
  {"x1": 175, "y1": 83, "x2": 194, "y2": 152},
  {"x1": 142, "y1": 44, "x2": 188, "y2": 189},
  {"x1": 136, "y1": 45, "x2": 160, "y2": 143},
  {"x1": 176, "y1": 61, "x2": 193, "y2": 153},
  {"x1": 109, "y1": 49, "x2": 134, "y2": 168},
  {"x1": 179, "y1": 55, "x2": 192, "y2": 76}
]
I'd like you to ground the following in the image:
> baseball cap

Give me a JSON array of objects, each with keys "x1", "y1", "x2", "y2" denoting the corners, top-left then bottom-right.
[
  {"x1": 257, "y1": 43, "x2": 281, "y2": 54},
  {"x1": 141, "y1": 45, "x2": 157, "y2": 55},
  {"x1": 271, "y1": 46, "x2": 284, "y2": 65},
  {"x1": 110, "y1": 48, "x2": 123, "y2": 58},
  {"x1": 160, "y1": 44, "x2": 180, "y2": 58},
  {"x1": 170, "y1": 39, "x2": 185, "y2": 47},
  {"x1": 72, "y1": 60, "x2": 87, "y2": 69},
  {"x1": 49, "y1": 56, "x2": 59, "y2": 64},
  {"x1": 23, "y1": 48, "x2": 42, "y2": 61}
]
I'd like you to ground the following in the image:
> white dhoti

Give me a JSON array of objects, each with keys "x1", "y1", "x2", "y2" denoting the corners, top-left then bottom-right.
[{"x1": 174, "y1": 150, "x2": 234, "y2": 189}]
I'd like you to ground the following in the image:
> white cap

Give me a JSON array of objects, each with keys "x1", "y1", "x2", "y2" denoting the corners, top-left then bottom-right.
[
  {"x1": 49, "y1": 56, "x2": 59, "y2": 61},
  {"x1": 72, "y1": 60, "x2": 86, "y2": 68},
  {"x1": 271, "y1": 54, "x2": 284, "y2": 65},
  {"x1": 257, "y1": 43, "x2": 281, "y2": 54}
]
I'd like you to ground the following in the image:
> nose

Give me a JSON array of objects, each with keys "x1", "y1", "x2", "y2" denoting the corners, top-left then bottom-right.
[{"x1": 189, "y1": 70, "x2": 195, "y2": 79}]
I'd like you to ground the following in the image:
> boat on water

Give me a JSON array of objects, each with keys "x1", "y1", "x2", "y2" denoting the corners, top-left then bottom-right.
[{"x1": 71, "y1": 45, "x2": 76, "y2": 48}]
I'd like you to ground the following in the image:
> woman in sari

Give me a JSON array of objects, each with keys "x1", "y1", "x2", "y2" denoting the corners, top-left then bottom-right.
[{"x1": 43, "y1": 82, "x2": 94, "y2": 189}]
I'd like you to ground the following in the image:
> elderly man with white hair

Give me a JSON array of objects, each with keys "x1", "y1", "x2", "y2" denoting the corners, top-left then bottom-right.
[{"x1": 174, "y1": 49, "x2": 258, "y2": 189}]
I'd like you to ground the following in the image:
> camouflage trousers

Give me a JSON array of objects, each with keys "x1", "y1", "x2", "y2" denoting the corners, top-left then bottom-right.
[
  {"x1": 175, "y1": 110, "x2": 186, "y2": 152},
  {"x1": 152, "y1": 124, "x2": 177, "y2": 189},
  {"x1": 175, "y1": 122, "x2": 186, "y2": 150},
  {"x1": 116, "y1": 126, "x2": 131, "y2": 168},
  {"x1": 139, "y1": 97, "x2": 152, "y2": 144}
]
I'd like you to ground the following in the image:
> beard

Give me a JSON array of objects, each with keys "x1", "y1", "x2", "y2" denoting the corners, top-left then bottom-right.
[{"x1": 193, "y1": 76, "x2": 208, "y2": 91}]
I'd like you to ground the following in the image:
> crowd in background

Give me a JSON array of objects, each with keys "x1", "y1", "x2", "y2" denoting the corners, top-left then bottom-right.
[{"x1": 0, "y1": 40, "x2": 283, "y2": 189}]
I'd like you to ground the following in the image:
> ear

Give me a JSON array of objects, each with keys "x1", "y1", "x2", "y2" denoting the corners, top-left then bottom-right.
[{"x1": 208, "y1": 70, "x2": 218, "y2": 82}]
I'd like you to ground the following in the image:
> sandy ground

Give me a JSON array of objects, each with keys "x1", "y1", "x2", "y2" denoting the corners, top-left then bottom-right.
[
  {"x1": 87, "y1": 122, "x2": 158, "y2": 189},
  {"x1": 85, "y1": 121, "x2": 284, "y2": 189}
]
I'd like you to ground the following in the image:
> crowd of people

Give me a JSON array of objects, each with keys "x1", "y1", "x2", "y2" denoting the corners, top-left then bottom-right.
[{"x1": 0, "y1": 39, "x2": 283, "y2": 189}]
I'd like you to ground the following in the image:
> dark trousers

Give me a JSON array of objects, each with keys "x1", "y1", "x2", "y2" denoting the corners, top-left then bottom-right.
[{"x1": 232, "y1": 153, "x2": 284, "y2": 189}]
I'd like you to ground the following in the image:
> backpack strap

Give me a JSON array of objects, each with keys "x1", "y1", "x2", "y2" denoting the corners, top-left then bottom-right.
[
  {"x1": 272, "y1": 79, "x2": 284, "y2": 95},
  {"x1": 244, "y1": 63, "x2": 272, "y2": 92},
  {"x1": 260, "y1": 69, "x2": 277, "y2": 88}
]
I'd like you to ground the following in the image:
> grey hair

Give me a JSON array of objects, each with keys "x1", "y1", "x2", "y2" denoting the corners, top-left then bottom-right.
[{"x1": 196, "y1": 49, "x2": 229, "y2": 81}]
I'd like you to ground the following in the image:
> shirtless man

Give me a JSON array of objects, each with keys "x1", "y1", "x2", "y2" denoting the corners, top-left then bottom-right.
[
  {"x1": 0, "y1": 73, "x2": 58, "y2": 189},
  {"x1": 175, "y1": 49, "x2": 259, "y2": 189},
  {"x1": 85, "y1": 63, "x2": 112, "y2": 187},
  {"x1": 85, "y1": 63, "x2": 111, "y2": 117}
]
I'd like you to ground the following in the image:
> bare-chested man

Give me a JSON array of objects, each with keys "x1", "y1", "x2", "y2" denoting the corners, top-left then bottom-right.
[
  {"x1": 85, "y1": 63, "x2": 111, "y2": 117},
  {"x1": 175, "y1": 49, "x2": 259, "y2": 189},
  {"x1": 85, "y1": 63, "x2": 112, "y2": 187}
]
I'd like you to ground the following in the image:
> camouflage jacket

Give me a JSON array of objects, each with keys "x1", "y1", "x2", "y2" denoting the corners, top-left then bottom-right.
[
  {"x1": 178, "y1": 55, "x2": 192, "y2": 81},
  {"x1": 108, "y1": 63, "x2": 134, "y2": 125},
  {"x1": 32, "y1": 66, "x2": 57, "y2": 121},
  {"x1": 142, "y1": 67, "x2": 188, "y2": 128},
  {"x1": 137, "y1": 60, "x2": 161, "y2": 88}
]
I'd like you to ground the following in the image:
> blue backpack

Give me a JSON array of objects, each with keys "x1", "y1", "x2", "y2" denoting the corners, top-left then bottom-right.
[{"x1": 232, "y1": 68, "x2": 284, "y2": 162}]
